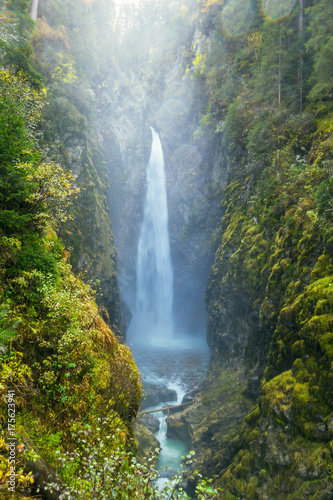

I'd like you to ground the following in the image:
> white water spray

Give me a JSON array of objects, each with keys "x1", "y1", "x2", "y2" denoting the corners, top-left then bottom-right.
[{"x1": 136, "y1": 127, "x2": 173, "y2": 341}]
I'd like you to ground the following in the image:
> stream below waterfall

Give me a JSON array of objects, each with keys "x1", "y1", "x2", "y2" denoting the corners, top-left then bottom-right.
[
  {"x1": 127, "y1": 127, "x2": 210, "y2": 490},
  {"x1": 130, "y1": 342, "x2": 210, "y2": 487}
]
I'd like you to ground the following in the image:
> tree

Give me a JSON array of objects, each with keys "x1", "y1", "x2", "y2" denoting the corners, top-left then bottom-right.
[
  {"x1": 0, "y1": 70, "x2": 44, "y2": 162},
  {"x1": 306, "y1": 0, "x2": 333, "y2": 101},
  {"x1": 0, "y1": 70, "x2": 78, "y2": 235},
  {"x1": 30, "y1": 0, "x2": 39, "y2": 21}
]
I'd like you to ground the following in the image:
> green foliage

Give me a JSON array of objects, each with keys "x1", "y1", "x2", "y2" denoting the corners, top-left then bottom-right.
[
  {"x1": 6, "y1": 234, "x2": 60, "y2": 279},
  {"x1": 315, "y1": 180, "x2": 333, "y2": 213},
  {"x1": 0, "y1": 300, "x2": 21, "y2": 347},
  {"x1": 193, "y1": 48, "x2": 206, "y2": 75},
  {"x1": 0, "y1": 0, "x2": 43, "y2": 86},
  {"x1": 23, "y1": 161, "x2": 80, "y2": 227},
  {"x1": 194, "y1": 102, "x2": 216, "y2": 139},
  {"x1": 2, "y1": 44, "x2": 44, "y2": 87},
  {"x1": 192, "y1": 0, "x2": 333, "y2": 179},
  {"x1": 0, "y1": 250, "x2": 142, "y2": 496},
  {"x1": 0, "y1": 70, "x2": 79, "y2": 235},
  {"x1": 51, "y1": 53, "x2": 78, "y2": 84},
  {"x1": 0, "y1": 69, "x2": 44, "y2": 162},
  {"x1": 0, "y1": 431, "x2": 36, "y2": 500},
  {"x1": 306, "y1": 0, "x2": 333, "y2": 101},
  {"x1": 44, "y1": 444, "x2": 219, "y2": 500}
]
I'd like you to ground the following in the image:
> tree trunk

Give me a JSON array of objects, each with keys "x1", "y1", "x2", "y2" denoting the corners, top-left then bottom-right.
[
  {"x1": 278, "y1": 35, "x2": 281, "y2": 108},
  {"x1": 298, "y1": 0, "x2": 305, "y2": 111},
  {"x1": 30, "y1": 0, "x2": 39, "y2": 21}
]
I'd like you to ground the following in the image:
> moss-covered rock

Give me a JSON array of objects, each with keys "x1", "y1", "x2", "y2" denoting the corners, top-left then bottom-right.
[
  {"x1": 199, "y1": 100, "x2": 333, "y2": 498},
  {"x1": 133, "y1": 419, "x2": 160, "y2": 464},
  {"x1": 30, "y1": 1, "x2": 126, "y2": 334}
]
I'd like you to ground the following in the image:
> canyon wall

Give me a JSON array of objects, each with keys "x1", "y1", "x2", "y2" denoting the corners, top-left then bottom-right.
[{"x1": 99, "y1": 19, "x2": 227, "y2": 336}]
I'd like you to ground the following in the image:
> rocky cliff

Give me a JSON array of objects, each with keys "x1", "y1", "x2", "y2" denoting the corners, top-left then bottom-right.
[
  {"x1": 179, "y1": 167, "x2": 333, "y2": 498},
  {"x1": 100, "y1": 3, "x2": 227, "y2": 335},
  {"x1": 165, "y1": 0, "x2": 333, "y2": 497},
  {"x1": 31, "y1": 0, "x2": 126, "y2": 332}
]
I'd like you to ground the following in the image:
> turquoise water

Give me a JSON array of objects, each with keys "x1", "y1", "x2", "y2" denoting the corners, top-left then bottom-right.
[
  {"x1": 148, "y1": 380, "x2": 187, "y2": 477},
  {"x1": 130, "y1": 345, "x2": 210, "y2": 486}
]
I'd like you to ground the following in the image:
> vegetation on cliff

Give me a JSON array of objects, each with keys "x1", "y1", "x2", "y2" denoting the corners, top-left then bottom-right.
[
  {"x1": 1, "y1": 0, "x2": 332, "y2": 498},
  {"x1": 181, "y1": 0, "x2": 333, "y2": 497},
  {"x1": 31, "y1": 0, "x2": 125, "y2": 330},
  {"x1": 0, "y1": 2, "x2": 142, "y2": 498}
]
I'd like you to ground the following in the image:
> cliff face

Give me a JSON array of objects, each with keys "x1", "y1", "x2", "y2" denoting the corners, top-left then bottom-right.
[
  {"x1": 99, "y1": 6, "x2": 226, "y2": 335},
  {"x1": 189, "y1": 163, "x2": 333, "y2": 499},
  {"x1": 166, "y1": 205, "x2": 333, "y2": 492},
  {"x1": 169, "y1": 1, "x2": 333, "y2": 497},
  {"x1": 96, "y1": 68, "x2": 151, "y2": 319},
  {"x1": 31, "y1": 0, "x2": 126, "y2": 332},
  {"x1": 153, "y1": 73, "x2": 227, "y2": 334}
]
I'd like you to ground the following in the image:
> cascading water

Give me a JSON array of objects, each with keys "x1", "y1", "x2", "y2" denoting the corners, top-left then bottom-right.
[
  {"x1": 135, "y1": 127, "x2": 173, "y2": 342},
  {"x1": 127, "y1": 127, "x2": 209, "y2": 493}
]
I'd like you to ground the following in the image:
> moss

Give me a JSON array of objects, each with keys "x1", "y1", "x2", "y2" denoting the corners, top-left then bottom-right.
[
  {"x1": 246, "y1": 476, "x2": 258, "y2": 499},
  {"x1": 234, "y1": 461, "x2": 250, "y2": 479},
  {"x1": 258, "y1": 468, "x2": 270, "y2": 482},
  {"x1": 261, "y1": 370, "x2": 295, "y2": 415},
  {"x1": 202, "y1": 368, "x2": 247, "y2": 405},
  {"x1": 311, "y1": 255, "x2": 333, "y2": 282},
  {"x1": 245, "y1": 406, "x2": 260, "y2": 426},
  {"x1": 292, "y1": 382, "x2": 311, "y2": 415},
  {"x1": 318, "y1": 331, "x2": 333, "y2": 359},
  {"x1": 234, "y1": 478, "x2": 247, "y2": 495},
  {"x1": 247, "y1": 428, "x2": 260, "y2": 443},
  {"x1": 222, "y1": 494, "x2": 236, "y2": 500}
]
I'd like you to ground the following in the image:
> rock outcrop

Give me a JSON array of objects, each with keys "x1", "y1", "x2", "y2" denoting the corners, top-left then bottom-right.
[
  {"x1": 133, "y1": 419, "x2": 160, "y2": 464},
  {"x1": 141, "y1": 383, "x2": 177, "y2": 409}
]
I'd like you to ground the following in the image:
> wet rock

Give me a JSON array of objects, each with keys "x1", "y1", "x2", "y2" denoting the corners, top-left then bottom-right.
[
  {"x1": 166, "y1": 412, "x2": 191, "y2": 444},
  {"x1": 140, "y1": 413, "x2": 160, "y2": 433},
  {"x1": 134, "y1": 420, "x2": 160, "y2": 463},
  {"x1": 182, "y1": 389, "x2": 199, "y2": 404},
  {"x1": 142, "y1": 382, "x2": 177, "y2": 409},
  {"x1": 312, "y1": 423, "x2": 327, "y2": 440}
]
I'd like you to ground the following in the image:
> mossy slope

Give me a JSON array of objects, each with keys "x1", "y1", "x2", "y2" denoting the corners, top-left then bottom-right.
[
  {"x1": 0, "y1": 231, "x2": 141, "y2": 499},
  {"x1": 0, "y1": 3, "x2": 140, "y2": 497},
  {"x1": 30, "y1": 0, "x2": 126, "y2": 332},
  {"x1": 198, "y1": 119, "x2": 333, "y2": 497}
]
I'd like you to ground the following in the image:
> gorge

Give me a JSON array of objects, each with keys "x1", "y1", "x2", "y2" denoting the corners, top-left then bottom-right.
[{"x1": 0, "y1": 0, "x2": 332, "y2": 499}]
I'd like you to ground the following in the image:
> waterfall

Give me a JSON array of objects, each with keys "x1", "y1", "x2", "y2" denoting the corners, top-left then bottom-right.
[{"x1": 136, "y1": 127, "x2": 173, "y2": 341}]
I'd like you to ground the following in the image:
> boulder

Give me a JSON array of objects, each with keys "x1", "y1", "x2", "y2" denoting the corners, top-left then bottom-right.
[
  {"x1": 133, "y1": 420, "x2": 160, "y2": 463},
  {"x1": 17, "y1": 425, "x2": 65, "y2": 500},
  {"x1": 140, "y1": 413, "x2": 160, "y2": 433},
  {"x1": 142, "y1": 382, "x2": 177, "y2": 409},
  {"x1": 166, "y1": 412, "x2": 191, "y2": 444}
]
